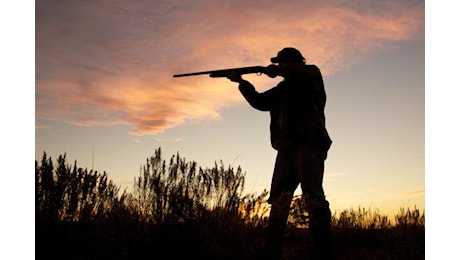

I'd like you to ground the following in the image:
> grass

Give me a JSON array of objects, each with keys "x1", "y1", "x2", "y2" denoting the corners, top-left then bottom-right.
[
  {"x1": 36, "y1": 208, "x2": 424, "y2": 259},
  {"x1": 35, "y1": 148, "x2": 424, "y2": 259}
]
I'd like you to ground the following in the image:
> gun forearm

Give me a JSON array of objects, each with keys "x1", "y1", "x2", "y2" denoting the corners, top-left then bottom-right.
[{"x1": 209, "y1": 66, "x2": 266, "y2": 77}]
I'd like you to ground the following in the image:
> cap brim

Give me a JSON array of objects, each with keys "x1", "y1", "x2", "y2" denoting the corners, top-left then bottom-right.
[{"x1": 270, "y1": 57, "x2": 280, "y2": 63}]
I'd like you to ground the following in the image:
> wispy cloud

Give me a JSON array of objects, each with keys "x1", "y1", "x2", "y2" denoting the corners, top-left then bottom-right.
[
  {"x1": 325, "y1": 171, "x2": 347, "y2": 182},
  {"x1": 406, "y1": 189, "x2": 425, "y2": 196},
  {"x1": 154, "y1": 137, "x2": 185, "y2": 143},
  {"x1": 36, "y1": 0, "x2": 424, "y2": 135}
]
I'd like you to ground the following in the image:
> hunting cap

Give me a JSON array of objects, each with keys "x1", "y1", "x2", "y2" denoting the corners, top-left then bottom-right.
[{"x1": 270, "y1": 47, "x2": 305, "y2": 64}]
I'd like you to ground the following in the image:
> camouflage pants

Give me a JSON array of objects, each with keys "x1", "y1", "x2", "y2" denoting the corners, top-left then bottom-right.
[{"x1": 265, "y1": 146, "x2": 333, "y2": 259}]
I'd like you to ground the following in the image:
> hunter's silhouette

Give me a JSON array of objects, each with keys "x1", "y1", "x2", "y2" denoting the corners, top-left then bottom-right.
[{"x1": 226, "y1": 47, "x2": 334, "y2": 259}]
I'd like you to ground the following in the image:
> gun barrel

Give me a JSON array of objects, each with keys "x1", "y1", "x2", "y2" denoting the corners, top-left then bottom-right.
[
  {"x1": 173, "y1": 70, "x2": 215, "y2": 78},
  {"x1": 173, "y1": 66, "x2": 266, "y2": 78}
]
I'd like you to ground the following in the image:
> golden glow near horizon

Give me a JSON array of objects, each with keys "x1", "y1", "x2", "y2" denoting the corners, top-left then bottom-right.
[{"x1": 35, "y1": 0, "x2": 425, "y2": 216}]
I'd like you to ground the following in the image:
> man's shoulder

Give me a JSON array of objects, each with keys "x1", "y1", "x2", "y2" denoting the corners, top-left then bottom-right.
[{"x1": 304, "y1": 64, "x2": 321, "y2": 74}]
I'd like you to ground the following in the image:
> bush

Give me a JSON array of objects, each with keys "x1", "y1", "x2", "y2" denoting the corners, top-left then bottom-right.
[
  {"x1": 35, "y1": 148, "x2": 424, "y2": 259},
  {"x1": 125, "y1": 148, "x2": 248, "y2": 224},
  {"x1": 35, "y1": 152, "x2": 123, "y2": 222}
]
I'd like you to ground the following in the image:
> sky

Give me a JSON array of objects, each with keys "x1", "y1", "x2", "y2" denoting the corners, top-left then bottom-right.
[
  {"x1": 3, "y1": 0, "x2": 460, "y2": 258},
  {"x1": 34, "y1": 0, "x2": 427, "y2": 218}
]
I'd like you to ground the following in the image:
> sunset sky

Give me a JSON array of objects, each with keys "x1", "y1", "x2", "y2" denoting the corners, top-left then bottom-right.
[
  {"x1": 0, "y1": 0, "x2": 455, "y2": 258},
  {"x1": 34, "y1": 0, "x2": 427, "y2": 218}
]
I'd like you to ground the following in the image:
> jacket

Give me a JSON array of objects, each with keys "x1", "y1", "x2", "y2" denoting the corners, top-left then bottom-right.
[{"x1": 238, "y1": 64, "x2": 332, "y2": 151}]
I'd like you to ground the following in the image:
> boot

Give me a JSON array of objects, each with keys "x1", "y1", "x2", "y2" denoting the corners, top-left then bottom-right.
[{"x1": 308, "y1": 207, "x2": 335, "y2": 260}]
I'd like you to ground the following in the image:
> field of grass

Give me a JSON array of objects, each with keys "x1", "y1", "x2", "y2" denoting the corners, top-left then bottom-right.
[{"x1": 35, "y1": 148, "x2": 424, "y2": 259}]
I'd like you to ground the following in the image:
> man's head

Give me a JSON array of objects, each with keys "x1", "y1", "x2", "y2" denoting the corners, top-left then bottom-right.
[{"x1": 271, "y1": 47, "x2": 305, "y2": 64}]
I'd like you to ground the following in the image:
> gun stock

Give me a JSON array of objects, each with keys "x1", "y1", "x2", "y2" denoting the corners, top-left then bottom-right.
[{"x1": 173, "y1": 66, "x2": 266, "y2": 78}]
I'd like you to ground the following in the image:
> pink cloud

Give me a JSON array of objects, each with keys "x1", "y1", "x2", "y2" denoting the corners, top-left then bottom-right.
[{"x1": 36, "y1": 0, "x2": 424, "y2": 135}]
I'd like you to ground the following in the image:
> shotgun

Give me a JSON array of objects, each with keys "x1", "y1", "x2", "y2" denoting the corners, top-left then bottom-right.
[{"x1": 173, "y1": 65, "x2": 268, "y2": 78}]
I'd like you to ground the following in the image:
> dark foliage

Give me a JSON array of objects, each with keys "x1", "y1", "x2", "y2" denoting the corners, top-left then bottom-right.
[{"x1": 35, "y1": 148, "x2": 424, "y2": 259}]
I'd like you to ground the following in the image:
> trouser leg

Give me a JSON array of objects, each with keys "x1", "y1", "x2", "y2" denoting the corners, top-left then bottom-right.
[
  {"x1": 296, "y1": 146, "x2": 334, "y2": 259},
  {"x1": 265, "y1": 191, "x2": 294, "y2": 259},
  {"x1": 265, "y1": 150, "x2": 298, "y2": 259}
]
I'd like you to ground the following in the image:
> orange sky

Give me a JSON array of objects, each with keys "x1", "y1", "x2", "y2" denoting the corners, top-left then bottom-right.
[
  {"x1": 36, "y1": 0, "x2": 424, "y2": 136},
  {"x1": 34, "y1": 0, "x2": 426, "y2": 219},
  {"x1": 9, "y1": 1, "x2": 460, "y2": 259}
]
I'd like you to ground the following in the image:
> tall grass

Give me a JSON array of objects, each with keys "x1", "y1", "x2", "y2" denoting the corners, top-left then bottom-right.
[
  {"x1": 36, "y1": 152, "x2": 123, "y2": 222},
  {"x1": 35, "y1": 147, "x2": 424, "y2": 259},
  {"x1": 125, "y1": 148, "x2": 247, "y2": 224}
]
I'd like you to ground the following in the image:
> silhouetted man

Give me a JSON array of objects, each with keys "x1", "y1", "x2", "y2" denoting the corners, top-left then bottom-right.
[{"x1": 226, "y1": 47, "x2": 334, "y2": 259}]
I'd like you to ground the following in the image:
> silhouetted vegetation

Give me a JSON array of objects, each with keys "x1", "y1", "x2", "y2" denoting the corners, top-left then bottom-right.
[{"x1": 36, "y1": 148, "x2": 424, "y2": 259}]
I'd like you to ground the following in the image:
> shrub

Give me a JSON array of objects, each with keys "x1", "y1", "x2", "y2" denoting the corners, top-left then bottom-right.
[
  {"x1": 125, "y1": 147, "x2": 248, "y2": 224},
  {"x1": 35, "y1": 148, "x2": 424, "y2": 259},
  {"x1": 35, "y1": 152, "x2": 122, "y2": 222}
]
